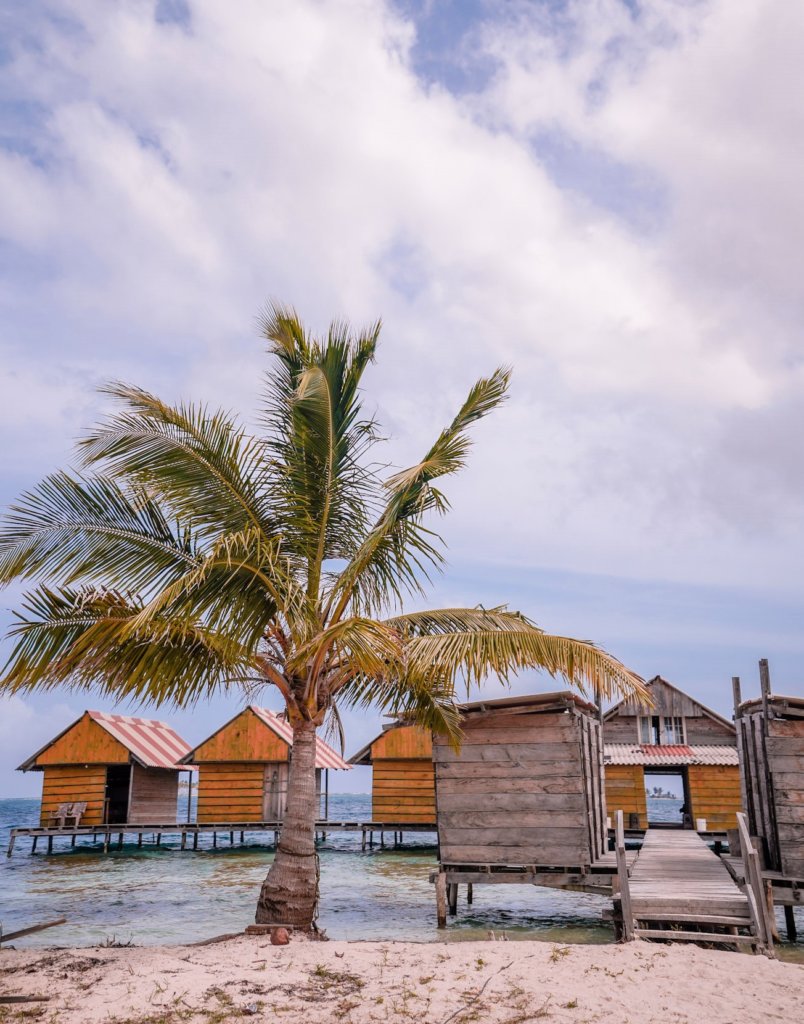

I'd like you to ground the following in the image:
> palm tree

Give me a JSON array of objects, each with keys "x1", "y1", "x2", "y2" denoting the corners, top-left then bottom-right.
[{"x1": 0, "y1": 305, "x2": 645, "y2": 930}]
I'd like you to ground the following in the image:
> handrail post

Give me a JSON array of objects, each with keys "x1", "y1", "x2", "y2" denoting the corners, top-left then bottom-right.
[
  {"x1": 615, "y1": 810, "x2": 634, "y2": 941},
  {"x1": 737, "y1": 811, "x2": 774, "y2": 956}
]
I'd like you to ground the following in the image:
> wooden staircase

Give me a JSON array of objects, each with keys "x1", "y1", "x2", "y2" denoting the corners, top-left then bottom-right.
[{"x1": 614, "y1": 811, "x2": 775, "y2": 955}]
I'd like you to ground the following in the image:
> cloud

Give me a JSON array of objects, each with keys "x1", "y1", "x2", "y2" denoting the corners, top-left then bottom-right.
[{"x1": 0, "y1": 1, "x2": 802, "y2": 661}]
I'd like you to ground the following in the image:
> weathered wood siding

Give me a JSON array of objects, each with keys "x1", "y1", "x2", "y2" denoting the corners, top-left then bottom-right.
[
  {"x1": 128, "y1": 765, "x2": 180, "y2": 823},
  {"x1": 434, "y1": 704, "x2": 605, "y2": 867},
  {"x1": 191, "y1": 709, "x2": 290, "y2": 762},
  {"x1": 687, "y1": 765, "x2": 740, "y2": 831},
  {"x1": 35, "y1": 714, "x2": 129, "y2": 766},
  {"x1": 196, "y1": 763, "x2": 265, "y2": 822},
  {"x1": 604, "y1": 765, "x2": 647, "y2": 829},
  {"x1": 737, "y1": 706, "x2": 804, "y2": 879},
  {"x1": 372, "y1": 759, "x2": 435, "y2": 823},
  {"x1": 40, "y1": 765, "x2": 106, "y2": 826}
]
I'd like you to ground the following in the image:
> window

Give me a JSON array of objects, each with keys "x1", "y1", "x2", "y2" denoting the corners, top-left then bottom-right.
[
  {"x1": 663, "y1": 716, "x2": 685, "y2": 744},
  {"x1": 638, "y1": 715, "x2": 686, "y2": 745}
]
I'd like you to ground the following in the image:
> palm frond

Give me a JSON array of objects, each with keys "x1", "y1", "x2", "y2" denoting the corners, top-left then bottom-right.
[
  {"x1": 330, "y1": 367, "x2": 511, "y2": 618},
  {"x1": 393, "y1": 609, "x2": 647, "y2": 702},
  {"x1": 2, "y1": 586, "x2": 253, "y2": 707},
  {"x1": 78, "y1": 384, "x2": 279, "y2": 548},
  {"x1": 0, "y1": 472, "x2": 200, "y2": 595},
  {"x1": 259, "y1": 306, "x2": 381, "y2": 592}
]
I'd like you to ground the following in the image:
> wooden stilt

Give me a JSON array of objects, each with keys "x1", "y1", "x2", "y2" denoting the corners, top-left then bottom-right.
[
  {"x1": 213, "y1": 832, "x2": 217, "y2": 849},
  {"x1": 467, "y1": 883, "x2": 473, "y2": 905},
  {"x1": 240, "y1": 831, "x2": 244, "y2": 844},
  {"x1": 181, "y1": 832, "x2": 187, "y2": 850},
  {"x1": 103, "y1": 833, "x2": 109, "y2": 854},
  {"x1": 117, "y1": 833, "x2": 123, "y2": 850},
  {"x1": 436, "y1": 872, "x2": 447, "y2": 929},
  {"x1": 47, "y1": 836, "x2": 53, "y2": 855},
  {"x1": 31, "y1": 836, "x2": 38, "y2": 854},
  {"x1": 361, "y1": 829, "x2": 366, "y2": 851},
  {"x1": 193, "y1": 831, "x2": 199, "y2": 850},
  {"x1": 380, "y1": 831, "x2": 385, "y2": 848},
  {"x1": 229, "y1": 831, "x2": 234, "y2": 845},
  {"x1": 784, "y1": 905, "x2": 797, "y2": 942},
  {"x1": 138, "y1": 833, "x2": 143, "y2": 847},
  {"x1": 156, "y1": 833, "x2": 161, "y2": 847},
  {"x1": 6, "y1": 833, "x2": 15, "y2": 857},
  {"x1": 70, "y1": 835, "x2": 76, "y2": 848},
  {"x1": 447, "y1": 882, "x2": 458, "y2": 916}
]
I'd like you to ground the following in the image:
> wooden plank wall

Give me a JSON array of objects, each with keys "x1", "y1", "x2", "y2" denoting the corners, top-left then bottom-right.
[
  {"x1": 128, "y1": 765, "x2": 179, "y2": 823},
  {"x1": 604, "y1": 765, "x2": 647, "y2": 829},
  {"x1": 768, "y1": 717, "x2": 804, "y2": 879},
  {"x1": 433, "y1": 708, "x2": 597, "y2": 866},
  {"x1": 40, "y1": 765, "x2": 106, "y2": 826},
  {"x1": 687, "y1": 765, "x2": 741, "y2": 831},
  {"x1": 372, "y1": 759, "x2": 435, "y2": 823},
  {"x1": 196, "y1": 763, "x2": 265, "y2": 822},
  {"x1": 736, "y1": 710, "x2": 781, "y2": 871},
  {"x1": 35, "y1": 714, "x2": 128, "y2": 766}
]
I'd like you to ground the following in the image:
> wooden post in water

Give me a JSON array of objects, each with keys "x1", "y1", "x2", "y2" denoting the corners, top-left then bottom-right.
[
  {"x1": 784, "y1": 905, "x2": 797, "y2": 941},
  {"x1": 435, "y1": 872, "x2": 447, "y2": 929},
  {"x1": 467, "y1": 883, "x2": 473, "y2": 904},
  {"x1": 447, "y1": 883, "x2": 458, "y2": 916},
  {"x1": 31, "y1": 836, "x2": 37, "y2": 855},
  {"x1": 47, "y1": 836, "x2": 53, "y2": 855},
  {"x1": 193, "y1": 831, "x2": 199, "y2": 850}
]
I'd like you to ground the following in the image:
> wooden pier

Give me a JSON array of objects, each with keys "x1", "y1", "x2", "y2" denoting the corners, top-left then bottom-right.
[
  {"x1": 5, "y1": 820, "x2": 436, "y2": 857},
  {"x1": 614, "y1": 811, "x2": 774, "y2": 954}
]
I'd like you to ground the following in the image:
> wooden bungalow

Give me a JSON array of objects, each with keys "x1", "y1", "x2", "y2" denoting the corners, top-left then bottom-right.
[
  {"x1": 182, "y1": 706, "x2": 350, "y2": 823},
  {"x1": 433, "y1": 691, "x2": 608, "y2": 871},
  {"x1": 602, "y1": 676, "x2": 740, "y2": 831},
  {"x1": 18, "y1": 710, "x2": 193, "y2": 827},
  {"x1": 349, "y1": 722, "x2": 435, "y2": 824},
  {"x1": 735, "y1": 692, "x2": 804, "y2": 882}
]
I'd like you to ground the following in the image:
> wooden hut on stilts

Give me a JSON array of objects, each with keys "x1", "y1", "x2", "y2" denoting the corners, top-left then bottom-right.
[
  {"x1": 17, "y1": 710, "x2": 194, "y2": 827},
  {"x1": 431, "y1": 691, "x2": 613, "y2": 926},
  {"x1": 733, "y1": 660, "x2": 803, "y2": 942},
  {"x1": 349, "y1": 722, "x2": 435, "y2": 826},
  {"x1": 182, "y1": 706, "x2": 350, "y2": 824}
]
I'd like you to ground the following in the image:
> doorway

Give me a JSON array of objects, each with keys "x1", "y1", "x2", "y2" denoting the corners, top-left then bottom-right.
[
  {"x1": 105, "y1": 765, "x2": 131, "y2": 824},
  {"x1": 644, "y1": 768, "x2": 691, "y2": 828}
]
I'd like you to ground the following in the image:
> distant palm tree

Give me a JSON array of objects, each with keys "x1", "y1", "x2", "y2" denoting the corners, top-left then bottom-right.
[{"x1": 0, "y1": 305, "x2": 645, "y2": 930}]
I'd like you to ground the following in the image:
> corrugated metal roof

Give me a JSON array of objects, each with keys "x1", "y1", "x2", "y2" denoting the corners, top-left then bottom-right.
[
  {"x1": 250, "y1": 707, "x2": 351, "y2": 770},
  {"x1": 88, "y1": 711, "x2": 194, "y2": 770},
  {"x1": 604, "y1": 743, "x2": 739, "y2": 766}
]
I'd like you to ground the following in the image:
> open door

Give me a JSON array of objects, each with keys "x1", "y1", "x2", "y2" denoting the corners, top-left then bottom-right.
[
  {"x1": 104, "y1": 765, "x2": 132, "y2": 824},
  {"x1": 644, "y1": 768, "x2": 691, "y2": 828}
]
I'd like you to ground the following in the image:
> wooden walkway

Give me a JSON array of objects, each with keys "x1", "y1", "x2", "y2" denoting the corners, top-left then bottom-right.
[{"x1": 614, "y1": 813, "x2": 774, "y2": 954}]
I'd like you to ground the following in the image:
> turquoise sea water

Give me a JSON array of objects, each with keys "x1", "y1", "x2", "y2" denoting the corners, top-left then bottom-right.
[{"x1": 1, "y1": 797, "x2": 801, "y2": 957}]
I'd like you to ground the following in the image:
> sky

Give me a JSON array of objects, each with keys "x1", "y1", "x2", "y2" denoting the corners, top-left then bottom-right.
[{"x1": 1, "y1": 0, "x2": 803, "y2": 796}]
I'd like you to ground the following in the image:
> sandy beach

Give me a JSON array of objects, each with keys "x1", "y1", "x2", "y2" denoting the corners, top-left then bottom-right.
[{"x1": 1, "y1": 936, "x2": 801, "y2": 1024}]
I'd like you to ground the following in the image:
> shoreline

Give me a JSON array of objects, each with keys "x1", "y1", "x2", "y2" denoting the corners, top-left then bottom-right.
[{"x1": 1, "y1": 936, "x2": 801, "y2": 1023}]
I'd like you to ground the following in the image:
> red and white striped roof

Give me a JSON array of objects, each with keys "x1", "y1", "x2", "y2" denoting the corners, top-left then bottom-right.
[
  {"x1": 89, "y1": 710, "x2": 194, "y2": 770},
  {"x1": 604, "y1": 743, "x2": 738, "y2": 766},
  {"x1": 250, "y1": 707, "x2": 351, "y2": 770}
]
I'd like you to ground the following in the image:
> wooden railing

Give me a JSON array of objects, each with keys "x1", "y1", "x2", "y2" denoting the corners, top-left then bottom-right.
[
  {"x1": 736, "y1": 811, "x2": 774, "y2": 956},
  {"x1": 615, "y1": 809, "x2": 634, "y2": 941}
]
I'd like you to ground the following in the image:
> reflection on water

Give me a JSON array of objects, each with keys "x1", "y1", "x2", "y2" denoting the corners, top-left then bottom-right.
[{"x1": 2, "y1": 797, "x2": 802, "y2": 957}]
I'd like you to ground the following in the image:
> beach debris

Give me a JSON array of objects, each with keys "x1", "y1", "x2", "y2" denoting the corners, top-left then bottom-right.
[
  {"x1": 0, "y1": 918, "x2": 66, "y2": 944},
  {"x1": 242, "y1": 1003, "x2": 260, "y2": 1015},
  {"x1": 270, "y1": 927, "x2": 290, "y2": 946},
  {"x1": 0, "y1": 995, "x2": 51, "y2": 1004}
]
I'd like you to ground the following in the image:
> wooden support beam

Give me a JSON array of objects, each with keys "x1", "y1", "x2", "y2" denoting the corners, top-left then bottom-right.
[
  {"x1": 436, "y1": 872, "x2": 447, "y2": 929},
  {"x1": 783, "y1": 905, "x2": 797, "y2": 942}
]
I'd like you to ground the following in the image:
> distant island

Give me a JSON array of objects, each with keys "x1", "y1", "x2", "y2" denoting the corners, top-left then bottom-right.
[{"x1": 647, "y1": 786, "x2": 680, "y2": 799}]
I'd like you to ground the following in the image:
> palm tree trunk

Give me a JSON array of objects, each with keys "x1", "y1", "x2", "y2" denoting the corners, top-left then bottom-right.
[{"x1": 255, "y1": 719, "x2": 320, "y2": 929}]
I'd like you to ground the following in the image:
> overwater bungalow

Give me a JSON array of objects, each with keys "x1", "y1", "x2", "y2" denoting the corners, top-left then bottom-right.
[
  {"x1": 431, "y1": 690, "x2": 613, "y2": 925},
  {"x1": 18, "y1": 710, "x2": 193, "y2": 826},
  {"x1": 348, "y1": 721, "x2": 435, "y2": 824},
  {"x1": 602, "y1": 676, "x2": 740, "y2": 831},
  {"x1": 181, "y1": 706, "x2": 350, "y2": 823}
]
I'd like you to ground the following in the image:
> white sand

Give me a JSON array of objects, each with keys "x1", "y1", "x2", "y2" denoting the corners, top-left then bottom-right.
[{"x1": 1, "y1": 936, "x2": 801, "y2": 1023}]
